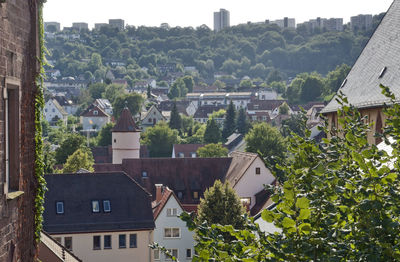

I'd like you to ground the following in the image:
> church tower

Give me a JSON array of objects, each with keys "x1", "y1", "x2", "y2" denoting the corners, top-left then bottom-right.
[{"x1": 112, "y1": 107, "x2": 141, "y2": 164}]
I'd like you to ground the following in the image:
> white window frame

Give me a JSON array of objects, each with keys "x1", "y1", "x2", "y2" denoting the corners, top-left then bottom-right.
[
  {"x1": 92, "y1": 200, "x2": 100, "y2": 213},
  {"x1": 56, "y1": 201, "x2": 64, "y2": 214},
  {"x1": 154, "y1": 249, "x2": 160, "y2": 260},
  {"x1": 166, "y1": 208, "x2": 178, "y2": 217},
  {"x1": 164, "y1": 228, "x2": 181, "y2": 238},
  {"x1": 165, "y1": 249, "x2": 178, "y2": 260},
  {"x1": 103, "y1": 200, "x2": 111, "y2": 212}
]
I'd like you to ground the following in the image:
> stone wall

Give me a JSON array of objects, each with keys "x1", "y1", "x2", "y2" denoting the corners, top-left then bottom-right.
[{"x1": 0, "y1": 0, "x2": 40, "y2": 261}]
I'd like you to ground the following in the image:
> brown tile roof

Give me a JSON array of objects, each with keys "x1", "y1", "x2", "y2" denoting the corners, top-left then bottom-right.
[
  {"x1": 80, "y1": 104, "x2": 109, "y2": 118},
  {"x1": 91, "y1": 146, "x2": 112, "y2": 164},
  {"x1": 159, "y1": 100, "x2": 191, "y2": 115},
  {"x1": 225, "y1": 151, "x2": 258, "y2": 187},
  {"x1": 173, "y1": 144, "x2": 206, "y2": 157},
  {"x1": 152, "y1": 186, "x2": 186, "y2": 220},
  {"x1": 112, "y1": 107, "x2": 140, "y2": 132}
]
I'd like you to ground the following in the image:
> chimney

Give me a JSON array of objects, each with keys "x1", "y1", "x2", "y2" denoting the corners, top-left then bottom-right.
[{"x1": 155, "y1": 184, "x2": 163, "y2": 203}]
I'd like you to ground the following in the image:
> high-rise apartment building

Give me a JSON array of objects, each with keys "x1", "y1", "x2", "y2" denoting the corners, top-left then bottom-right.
[
  {"x1": 214, "y1": 9, "x2": 230, "y2": 32},
  {"x1": 270, "y1": 17, "x2": 296, "y2": 29},
  {"x1": 72, "y1": 22, "x2": 89, "y2": 31},
  {"x1": 109, "y1": 19, "x2": 125, "y2": 31},
  {"x1": 350, "y1": 14, "x2": 373, "y2": 31},
  {"x1": 44, "y1": 22, "x2": 61, "y2": 32}
]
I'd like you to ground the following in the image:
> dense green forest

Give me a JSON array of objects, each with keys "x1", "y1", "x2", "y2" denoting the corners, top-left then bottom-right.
[{"x1": 45, "y1": 13, "x2": 384, "y2": 82}]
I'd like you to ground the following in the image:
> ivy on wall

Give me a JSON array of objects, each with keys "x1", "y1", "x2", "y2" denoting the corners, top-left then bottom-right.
[{"x1": 34, "y1": 0, "x2": 47, "y2": 242}]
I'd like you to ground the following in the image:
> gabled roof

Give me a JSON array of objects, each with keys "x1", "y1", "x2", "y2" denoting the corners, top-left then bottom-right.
[
  {"x1": 94, "y1": 98, "x2": 112, "y2": 110},
  {"x1": 49, "y1": 99, "x2": 68, "y2": 116},
  {"x1": 159, "y1": 100, "x2": 191, "y2": 115},
  {"x1": 225, "y1": 151, "x2": 259, "y2": 187},
  {"x1": 152, "y1": 187, "x2": 185, "y2": 220},
  {"x1": 112, "y1": 107, "x2": 140, "y2": 132},
  {"x1": 80, "y1": 104, "x2": 109, "y2": 118},
  {"x1": 43, "y1": 172, "x2": 155, "y2": 234},
  {"x1": 173, "y1": 144, "x2": 206, "y2": 157},
  {"x1": 141, "y1": 105, "x2": 165, "y2": 121},
  {"x1": 247, "y1": 100, "x2": 286, "y2": 111},
  {"x1": 322, "y1": 0, "x2": 400, "y2": 113},
  {"x1": 193, "y1": 105, "x2": 226, "y2": 118}
]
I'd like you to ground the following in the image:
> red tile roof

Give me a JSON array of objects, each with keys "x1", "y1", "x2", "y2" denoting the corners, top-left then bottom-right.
[{"x1": 112, "y1": 107, "x2": 140, "y2": 132}]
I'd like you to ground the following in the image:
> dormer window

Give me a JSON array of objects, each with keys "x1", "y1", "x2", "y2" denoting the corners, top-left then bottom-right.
[
  {"x1": 178, "y1": 152, "x2": 184, "y2": 158},
  {"x1": 103, "y1": 200, "x2": 111, "y2": 212},
  {"x1": 193, "y1": 191, "x2": 199, "y2": 200},
  {"x1": 56, "y1": 201, "x2": 64, "y2": 214},
  {"x1": 142, "y1": 171, "x2": 148, "y2": 178},
  {"x1": 177, "y1": 191, "x2": 183, "y2": 199},
  {"x1": 92, "y1": 200, "x2": 100, "y2": 213},
  {"x1": 191, "y1": 152, "x2": 196, "y2": 158}
]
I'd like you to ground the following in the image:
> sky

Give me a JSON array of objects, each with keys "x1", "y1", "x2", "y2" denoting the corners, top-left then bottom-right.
[{"x1": 43, "y1": 0, "x2": 393, "y2": 29}]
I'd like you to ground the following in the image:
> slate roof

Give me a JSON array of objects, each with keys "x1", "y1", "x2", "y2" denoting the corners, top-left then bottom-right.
[
  {"x1": 173, "y1": 144, "x2": 206, "y2": 157},
  {"x1": 50, "y1": 99, "x2": 68, "y2": 116},
  {"x1": 322, "y1": 0, "x2": 400, "y2": 113},
  {"x1": 43, "y1": 172, "x2": 155, "y2": 234},
  {"x1": 247, "y1": 100, "x2": 286, "y2": 111},
  {"x1": 112, "y1": 107, "x2": 140, "y2": 132},
  {"x1": 225, "y1": 151, "x2": 258, "y2": 187},
  {"x1": 80, "y1": 104, "x2": 109, "y2": 118},
  {"x1": 159, "y1": 100, "x2": 191, "y2": 115},
  {"x1": 193, "y1": 105, "x2": 226, "y2": 118}
]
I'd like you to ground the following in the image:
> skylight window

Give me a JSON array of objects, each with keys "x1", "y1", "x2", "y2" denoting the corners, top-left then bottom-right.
[
  {"x1": 340, "y1": 79, "x2": 347, "y2": 88},
  {"x1": 92, "y1": 200, "x2": 100, "y2": 213},
  {"x1": 56, "y1": 201, "x2": 64, "y2": 214},
  {"x1": 379, "y1": 67, "x2": 387, "y2": 78},
  {"x1": 103, "y1": 200, "x2": 111, "y2": 212}
]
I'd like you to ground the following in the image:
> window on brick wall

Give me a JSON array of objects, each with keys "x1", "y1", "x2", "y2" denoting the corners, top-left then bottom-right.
[{"x1": 3, "y1": 77, "x2": 20, "y2": 196}]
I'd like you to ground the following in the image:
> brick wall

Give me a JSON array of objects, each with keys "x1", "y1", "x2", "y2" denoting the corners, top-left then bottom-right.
[{"x1": 0, "y1": 0, "x2": 40, "y2": 261}]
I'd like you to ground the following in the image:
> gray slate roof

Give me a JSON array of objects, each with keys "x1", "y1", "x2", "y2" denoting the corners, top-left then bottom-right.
[
  {"x1": 43, "y1": 172, "x2": 155, "y2": 234},
  {"x1": 322, "y1": 0, "x2": 400, "y2": 113}
]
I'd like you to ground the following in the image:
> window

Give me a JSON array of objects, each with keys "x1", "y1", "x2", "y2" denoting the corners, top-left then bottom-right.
[
  {"x1": 93, "y1": 236, "x2": 101, "y2": 250},
  {"x1": 165, "y1": 249, "x2": 178, "y2": 260},
  {"x1": 93, "y1": 110, "x2": 98, "y2": 115},
  {"x1": 193, "y1": 191, "x2": 199, "y2": 200},
  {"x1": 52, "y1": 108, "x2": 55, "y2": 112},
  {"x1": 177, "y1": 191, "x2": 183, "y2": 199},
  {"x1": 45, "y1": 108, "x2": 47, "y2": 112},
  {"x1": 241, "y1": 197, "x2": 251, "y2": 206},
  {"x1": 103, "y1": 200, "x2": 111, "y2": 212},
  {"x1": 154, "y1": 249, "x2": 160, "y2": 260},
  {"x1": 129, "y1": 234, "x2": 137, "y2": 248},
  {"x1": 186, "y1": 248, "x2": 192, "y2": 258},
  {"x1": 178, "y1": 152, "x2": 184, "y2": 158},
  {"x1": 92, "y1": 200, "x2": 100, "y2": 213},
  {"x1": 119, "y1": 234, "x2": 126, "y2": 248},
  {"x1": 56, "y1": 201, "x2": 64, "y2": 214},
  {"x1": 167, "y1": 208, "x2": 178, "y2": 217},
  {"x1": 142, "y1": 171, "x2": 148, "y2": 178},
  {"x1": 191, "y1": 152, "x2": 196, "y2": 158},
  {"x1": 3, "y1": 79, "x2": 20, "y2": 195},
  {"x1": 114, "y1": 139, "x2": 116, "y2": 143},
  {"x1": 104, "y1": 235, "x2": 112, "y2": 249},
  {"x1": 164, "y1": 228, "x2": 180, "y2": 238},
  {"x1": 252, "y1": 116, "x2": 257, "y2": 121},
  {"x1": 64, "y1": 237, "x2": 72, "y2": 251},
  {"x1": 255, "y1": 167, "x2": 261, "y2": 175},
  {"x1": 148, "y1": 118, "x2": 152, "y2": 123}
]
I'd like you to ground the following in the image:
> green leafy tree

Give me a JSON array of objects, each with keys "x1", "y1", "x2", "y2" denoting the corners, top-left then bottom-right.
[
  {"x1": 222, "y1": 101, "x2": 237, "y2": 139},
  {"x1": 112, "y1": 92, "x2": 144, "y2": 119},
  {"x1": 102, "y1": 83, "x2": 126, "y2": 103},
  {"x1": 168, "y1": 82, "x2": 181, "y2": 99},
  {"x1": 147, "y1": 85, "x2": 152, "y2": 99},
  {"x1": 196, "y1": 180, "x2": 245, "y2": 228},
  {"x1": 88, "y1": 83, "x2": 107, "y2": 100},
  {"x1": 270, "y1": 81, "x2": 286, "y2": 94},
  {"x1": 96, "y1": 122, "x2": 115, "y2": 146},
  {"x1": 63, "y1": 147, "x2": 95, "y2": 173},
  {"x1": 236, "y1": 107, "x2": 250, "y2": 134},
  {"x1": 278, "y1": 103, "x2": 289, "y2": 115},
  {"x1": 88, "y1": 52, "x2": 104, "y2": 73},
  {"x1": 55, "y1": 133, "x2": 86, "y2": 164},
  {"x1": 280, "y1": 112, "x2": 307, "y2": 137},
  {"x1": 213, "y1": 80, "x2": 226, "y2": 90},
  {"x1": 300, "y1": 74, "x2": 324, "y2": 102},
  {"x1": 324, "y1": 63, "x2": 351, "y2": 95},
  {"x1": 245, "y1": 122, "x2": 286, "y2": 167},
  {"x1": 239, "y1": 79, "x2": 253, "y2": 89},
  {"x1": 197, "y1": 144, "x2": 228, "y2": 158},
  {"x1": 182, "y1": 75, "x2": 195, "y2": 93},
  {"x1": 169, "y1": 102, "x2": 182, "y2": 130},
  {"x1": 204, "y1": 118, "x2": 221, "y2": 144},
  {"x1": 141, "y1": 122, "x2": 179, "y2": 157},
  {"x1": 43, "y1": 143, "x2": 56, "y2": 174}
]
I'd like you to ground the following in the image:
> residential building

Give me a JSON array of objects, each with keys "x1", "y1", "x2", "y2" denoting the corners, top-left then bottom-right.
[
  {"x1": 95, "y1": 23, "x2": 109, "y2": 30},
  {"x1": 214, "y1": 8, "x2": 230, "y2": 32},
  {"x1": 160, "y1": 23, "x2": 170, "y2": 30},
  {"x1": 322, "y1": 1, "x2": 399, "y2": 145},
  {"x1": 140, "y1": 105, "x2": 166, "y2": 130},
  {"x1": 152, "y1": 185, "x2": 195, "y2": 262},
  {"x1": 186, "y1": 92, "x2": 253, "y2": 109},
  {"x1": 80, "y1": 104, "x2": 110, "y2": 131},
  {"x1": 172, "y1": 144, "x2": 206, "y2": 158},
  {"x1": 323, "y1": 18, "x2": 344, "y2": 32},
  {"x1": 94, "y1": 98, "x2": 113, "y2": 116},
  {"x1": 53, "y1": 94, "x2": 78, "y2": 115},
  {"x1": 298, "y1": 17, "x2": 343, "y2": 32},
  {"x1": 193, "y1": 105, "x2": 226, "y2": 124},
  {"x1": 270, "y1": 17, "x2": 296, "y2": 29},
  {"x1": 159, "y1": 100, "x2": 198, "y2": 116},
  {"x1": 39, "y1": 231, "x2": 82, "y2": 262},
  {"x1": 112, "y1": 107, "x2": 141, "y2": 164},
  {"x1": 247, "y1": 100, "x2": 291, "y2": 119},
  {"x1": 43, "y1": 172, "x2": 155, "y2": 262},
  {"x1": 109, "y1": 19, "x2": 125, "y2": 30},
  {"x1": 44, "y1": 98, "x2": 69, "y2": 125},
  {"x1": 350, "y1": 14, "x2": 373, "y2": 31},
  {"x1": 257, "y1": 88, "x2": 278, "y2": 100},
  {"x1": 0, "y1": 0, "x2": 41, "y2": 260},
  {"x1": 72, "y1": 22, "x2": 89, "y2": 31},
  {"x1": 44, "y1": 21, "x2": 61, "y2": 32}
]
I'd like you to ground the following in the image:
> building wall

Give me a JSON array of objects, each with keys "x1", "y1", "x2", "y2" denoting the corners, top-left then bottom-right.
[
  {"x1": 82, "y1": 116, "x2": 110, "y2": 131},
  {"x1": 50, "y1": 230, "x2": 153, "y2": 262},
  {"x1": 233, "y1": 157, "x2": 275, "y2": 209},
  {"x1": 112, "y1": 132, "x2": 140, "y2": 163},
  {"x1": 325, "y1": 107, "x2": 386, "y2": 145},
  {"x1": 0, "y1": 0, "x2": 40, "y2": 261},
  {"x1": 154, "y1": 197, "x2": 195, "y2": 262},
  {"x1": 44, "y1": 100, "x2": 67, "y2": 125}
]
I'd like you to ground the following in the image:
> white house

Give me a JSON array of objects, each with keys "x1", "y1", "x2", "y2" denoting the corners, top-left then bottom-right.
[
  {"x1": 186, "y1": 92, "x2": 253, "y2": 110},
  {"x1": 80, "y1": 104, "x2": 110, "y2": 131},
  {"x1": 152, "y1": 185, "x2": 195, "y2": 262},
  {"x1": 140, "y1": 105, "x2": 166, "y2": 131},
  {"x1": 94, "y1": 98, "x2": 113, "y2": 116},
  {"x1": 44, "y1": 98, "x2": 68, "y2": 125}
]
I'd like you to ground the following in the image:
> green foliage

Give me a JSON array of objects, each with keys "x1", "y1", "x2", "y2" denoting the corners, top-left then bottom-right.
[
  {"x1": 196, "y1": 180, "x2": 246, "y2": 228},
  {"x1": 236, "y1": 107, "x2": 250, "y2": 134},
  {"x1": 88, "y1": 82, "x2": 107, "y2": 100},
  {"x1": 204, "y1": 118, "x2": 221, "y2": 144},
  {"x1": 324, "y1": 63, "x2": 351, "y2": 95},
  {"x1": 43, "y1": 143, "x2": 56, "y2": 174},
  {"x1": 96, "y1": 122, "x2": 115, "y2": 146},
  {"x1": 270, "y1": 81, "x2": 286, "y2": 94},
  {"x1": 197, "y1": 144, "x2": 228, "y2": 158},
  {"x1": 169, "y1": 102, "x2": 182, "y2": 130},
  {"x1": 112, "y1": 92, "x2": 144, "y2": 119},
  {"x1": 141, "y1": 122, "x2": 179, "y2": 157},
  {"x1": 278, "y1": 103, "x2": 289, "y2": 115},
  {"x1": 209, "y1": 109, "x2": 226, "y2": 120},
  {"x1": 168, "y1": 78, "x2": 187, "y2": 99},
  {"x1": 103, "y1": 83, "x2": 126, "y2": 104},
  {"x1": 239, "y1": 79, "x2": 253, "y2": 89},
  {"x1": 280, "y1": 112, "x2": 308, "y2": 138},
  {"x1": 63, "y1": 147, "x2": 94, "y2": 173},
  {"x1": 55, "y1": 133, "x2": 86, "y2": 164},
  {"x1": 245, "y1": 122, "x2": 286, "y2": 168},
  {"x1": 182, "y1": 75, "x2": 195, "y2": 93},
  {"x1": 222, "y1": 101, "x2": 236, "y2": 139},
  {"x1": 300, "y1": 74, "x2": 324, "y2": 102}
]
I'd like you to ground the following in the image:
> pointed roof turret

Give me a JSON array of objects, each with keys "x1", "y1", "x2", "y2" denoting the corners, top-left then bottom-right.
[{"x1": 112, "y1": 107, "x2": 140, "y2": 132}]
